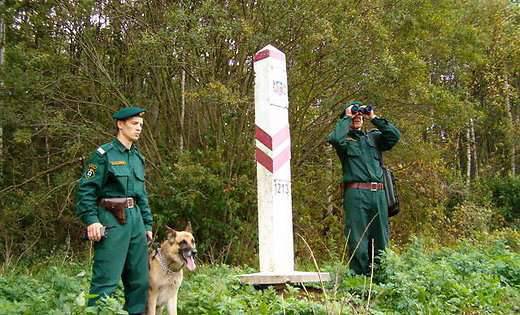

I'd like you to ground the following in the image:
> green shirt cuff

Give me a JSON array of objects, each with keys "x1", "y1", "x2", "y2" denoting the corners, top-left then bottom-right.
[
  {"x1": 82, "y1": 214, "x2": 100, "y2": 226},
  {"x1": 145, "y1": 225, "x2": 153, "y2": 232}
]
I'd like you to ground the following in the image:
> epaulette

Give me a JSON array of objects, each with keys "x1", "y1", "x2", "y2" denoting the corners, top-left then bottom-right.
[
  {"x1": 95, "y1": 143, "x2": 114, "y2": 157},
  {"x1": 368, "y1": 128, "x2": 380, "y2": 134}
]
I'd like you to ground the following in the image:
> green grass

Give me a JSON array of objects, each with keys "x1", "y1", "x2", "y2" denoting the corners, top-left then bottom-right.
[{"x1": 1, "y1": 236, "x2": 518, "y2": 314}]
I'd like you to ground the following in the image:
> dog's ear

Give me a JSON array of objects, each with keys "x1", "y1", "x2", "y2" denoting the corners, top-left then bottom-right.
[
  {"x1": 166, "y1": 225, "x2": 177, "y2": 239},
  {"x1": 185, "y1": 221, "x2": 192, "y2": 233}
]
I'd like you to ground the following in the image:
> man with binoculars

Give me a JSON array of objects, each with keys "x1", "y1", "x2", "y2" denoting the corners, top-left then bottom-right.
[{"x1": 328, "y1": 100, "x2": 400, "y2": 275}]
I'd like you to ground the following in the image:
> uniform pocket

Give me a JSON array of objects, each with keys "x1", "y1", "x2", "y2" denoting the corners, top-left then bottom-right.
[
  {"x1": 366, "y1": 140, "x2": 384, "y2": 178},
  {"x1": 134, "y1": 168, "x2": 145, "y2": 193},
  {"x1": 345, "y1": 141, "x2": 361, "y2": 157},
  {"x1": 108, "y1": 165, "x2": 130, "y2": 191},
  {"x1": 368, "y1": 141, "x2": 381, "y2": 161},
  {"x1": 367, "y1": 139, "x2": 381, "y2": 160},
  {"x1": 110, "y1": 165, "x2": 130, "y2": 177},
  {"x1": 134, "y1": 168, "x2": 145, "y2": 181}
]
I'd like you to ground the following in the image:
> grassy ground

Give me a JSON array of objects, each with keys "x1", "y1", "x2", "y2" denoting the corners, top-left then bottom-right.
[{"x1": 1, "y1": 234, "x2": 518, "y2": 314}]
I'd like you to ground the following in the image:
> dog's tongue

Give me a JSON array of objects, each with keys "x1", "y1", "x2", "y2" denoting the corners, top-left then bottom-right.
[{"x1": 185, "y1": 256, "x2": 196, "y2": 271}]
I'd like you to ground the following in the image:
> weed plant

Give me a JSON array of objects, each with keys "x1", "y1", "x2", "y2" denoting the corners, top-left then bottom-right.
[{"x1": 0, "y1": 236, "x2": 518, "y2": 314}]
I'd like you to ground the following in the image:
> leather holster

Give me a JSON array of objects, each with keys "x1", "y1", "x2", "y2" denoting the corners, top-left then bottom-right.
[{"x1": 99, "y1": 197, "x2": 131, "y2": 224}]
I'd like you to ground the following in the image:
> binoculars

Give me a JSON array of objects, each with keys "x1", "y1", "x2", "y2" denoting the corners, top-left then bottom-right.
[{"x1": 351, "y1": 104, "x2": 373, "y2": 115}]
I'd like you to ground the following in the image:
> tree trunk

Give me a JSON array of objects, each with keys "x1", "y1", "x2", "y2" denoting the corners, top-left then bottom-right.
[
  {"x1": 504, "y1": 74, "x2": 515, "y2": 176},
  {"x1": 327, "y1": 157, "x2": 334, "y2": 216},
  {"x1": 0, "y1": 2, "x2": 4, "y2": 66},
  {"x1": 180, "y1": 67, "x2": 186, "y2": 152},
  {"x1": 466, "y1": 126, "x2": 471, "y2": 187},
  {"x1": 470, "y1": 118, "x2": 478, "y2": 179},
  {"x1": 45, "y1": 126, "x2": 51, "y2": 188},
  {"x1": 0, "y1": 0, "x2": 4, "y2": 181}
]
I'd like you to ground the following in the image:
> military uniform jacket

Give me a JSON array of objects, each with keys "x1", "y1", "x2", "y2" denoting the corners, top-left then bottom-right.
[
  {"x1": 327, "y1": 116, "x2": 400, "y2": 183},
  {"x1": 75, "y1": 138, "x2": 153, "y2": 231}
]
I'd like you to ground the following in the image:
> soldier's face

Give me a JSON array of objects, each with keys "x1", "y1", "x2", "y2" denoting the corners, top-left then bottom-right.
[
  {"x1": 118, "y1": 117, "x2": 143, "y2": 142},
  {"x1": 351, "y1": 113, "x2": 363, "y2": 130}
]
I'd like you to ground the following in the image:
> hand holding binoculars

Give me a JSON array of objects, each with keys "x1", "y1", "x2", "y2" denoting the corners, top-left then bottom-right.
[{"x1": 351, "y1": 104, "x2": 373, "y2": 115}]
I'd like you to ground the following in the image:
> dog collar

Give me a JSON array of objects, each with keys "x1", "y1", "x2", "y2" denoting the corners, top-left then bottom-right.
[{"x1": 156, "y1": 249, "x2": 183, "y2": 275}]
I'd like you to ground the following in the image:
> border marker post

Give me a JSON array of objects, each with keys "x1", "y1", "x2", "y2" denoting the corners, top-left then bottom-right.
[{"x1": 239, "y1": 45, "x2": 330, "y2": 286}]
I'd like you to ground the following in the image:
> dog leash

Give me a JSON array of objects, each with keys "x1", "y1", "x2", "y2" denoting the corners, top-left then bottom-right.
[{"x1": 149, "y1": 241, "x2": 161, "y2": 259}]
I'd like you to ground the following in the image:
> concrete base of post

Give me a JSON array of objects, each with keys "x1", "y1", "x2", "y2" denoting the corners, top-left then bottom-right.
[{"x1": 238, "y1": 271, "x2": 331, "y2": 286}]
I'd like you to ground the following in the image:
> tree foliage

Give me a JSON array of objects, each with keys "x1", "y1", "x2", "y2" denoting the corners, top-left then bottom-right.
[{"x1": 0, "y1": 0, "x2": 518, "y2": 266}]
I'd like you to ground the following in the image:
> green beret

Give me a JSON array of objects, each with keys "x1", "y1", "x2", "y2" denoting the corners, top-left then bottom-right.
[{"x1": 112, "y1": 106, "x2": 146, "y2": 120}]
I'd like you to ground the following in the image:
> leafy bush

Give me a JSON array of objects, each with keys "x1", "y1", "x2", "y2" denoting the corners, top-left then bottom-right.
[
  {"x1": 150, "y1": 150, "x2": 257, "y2": 265},
  {"x1": 481, "y1": 176, "x2": 520, "y2": 225},
  {"x1": 376, "y1": 238, "x2": 519, "y2": 314},
  {"x1": 446, "y1": 201, "x2": 494, "y2": 238},
  {"x1": 0, "y1": 263, "x2": 95, "y2": 314}
]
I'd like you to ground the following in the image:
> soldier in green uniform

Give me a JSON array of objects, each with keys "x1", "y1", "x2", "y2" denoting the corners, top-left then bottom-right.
[
  {"x1": 328, "y1": 101, "x2": 400, "y2": 275},
  {"x1": 75, "y1": 106, "x2": 153, "y2": 314}
]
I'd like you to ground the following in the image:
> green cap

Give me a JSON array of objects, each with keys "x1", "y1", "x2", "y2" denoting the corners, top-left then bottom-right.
[
  {"x1": 112, "y1": 106, "x2": 146, "y2": 120},
  {"x1": 347, "y1": 100, "x2": 363, "y2": 107}
]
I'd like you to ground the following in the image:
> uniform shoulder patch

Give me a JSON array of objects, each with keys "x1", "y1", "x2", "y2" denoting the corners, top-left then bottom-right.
[
  {"x1": 84, "y1": 164, "x2": 97, "y2": 178},
  {"x1": 96, "y1": 143, "x2": 114, "y2": 157}
]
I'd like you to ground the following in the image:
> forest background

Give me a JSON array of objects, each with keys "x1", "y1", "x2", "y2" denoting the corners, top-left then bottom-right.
[{"x1": 0, "y1": 0, "x2": 518, "y2": 272}]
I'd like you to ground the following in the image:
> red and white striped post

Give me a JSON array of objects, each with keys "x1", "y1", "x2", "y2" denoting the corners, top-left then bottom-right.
[
  {"x1": 254, "y1": 45, "x2": 294, "y2": 273},
  {"x1": 239, "y1": 45, "x2": 330, "y2": 285}
]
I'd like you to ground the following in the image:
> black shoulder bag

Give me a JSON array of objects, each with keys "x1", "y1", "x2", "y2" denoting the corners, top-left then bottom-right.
[{"x1": 375, "y1": 144, "x2": 400, "y2": 217}]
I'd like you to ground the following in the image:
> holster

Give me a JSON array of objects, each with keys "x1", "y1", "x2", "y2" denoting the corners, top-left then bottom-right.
[{"x1": 99, "y1": 198, "x2": 128, "y2": 224}]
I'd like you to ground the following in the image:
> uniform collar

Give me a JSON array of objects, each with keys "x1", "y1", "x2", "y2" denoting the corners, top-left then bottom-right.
[
  {"x1": 112, "y1": 138, "x2": 135, "y2": 152},
  {"x1": 348, "y1": 128, "x2": 365, "y2": 138}
]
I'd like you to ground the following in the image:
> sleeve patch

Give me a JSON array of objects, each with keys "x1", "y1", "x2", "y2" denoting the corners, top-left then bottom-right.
[{"x1": 85, "y1": 164, "x2": 97, "y2": 178}]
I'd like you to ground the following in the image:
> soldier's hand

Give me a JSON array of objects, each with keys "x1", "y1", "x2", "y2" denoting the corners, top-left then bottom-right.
[
  {"x1": 346, "y1": 105, "x2": 355, "y2": 118},
  {"x1": 146, "y1": 231, "x2": 153, "y2": 242},
  {"x1": 87, "y1": 222, "x2": 104, "y2": 241},
  {"x1": 367, "y1": 108, "x2": 376, "y2": 120}
]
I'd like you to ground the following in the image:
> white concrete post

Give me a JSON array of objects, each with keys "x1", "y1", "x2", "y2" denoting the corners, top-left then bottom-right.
[
  {"x1": 239, "y1": 45, "x2": 330, "y2": 285},
  {"x1": 253, "y1": 45, "x2": 294, "y2": 273}
]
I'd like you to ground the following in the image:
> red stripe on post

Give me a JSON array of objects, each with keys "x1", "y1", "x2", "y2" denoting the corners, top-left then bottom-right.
[
  {"x1": 254, "y1": 49, "x2": 270, "y2": 62},
  {"x1": 253, "y1": 49, "x2": 285, "y2": 63},
  {"x1": 255, "y1": 125, "x2": 273, "y2": 150},
  {"x1": 255, "y1": 148, "x2": 274, "y2": 173}
]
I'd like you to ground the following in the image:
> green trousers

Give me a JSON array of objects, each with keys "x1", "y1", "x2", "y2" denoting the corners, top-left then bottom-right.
[
  {"x1": 343, "y1": 188, "x2": 389, "y2": 275},
  {"x1": 88, "y1": 206, "x2": 148, "y2": 313}
]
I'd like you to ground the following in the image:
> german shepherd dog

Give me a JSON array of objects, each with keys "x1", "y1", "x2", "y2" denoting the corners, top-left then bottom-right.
[{"x1": 146, "y1": 223, "x2": 197, "y2": 315}]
